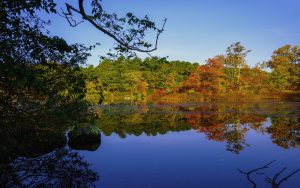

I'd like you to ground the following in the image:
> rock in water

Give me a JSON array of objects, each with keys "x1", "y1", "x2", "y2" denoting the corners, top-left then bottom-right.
[{"x1": 68, "y1": 124, "x2": 101, "y2": 151}]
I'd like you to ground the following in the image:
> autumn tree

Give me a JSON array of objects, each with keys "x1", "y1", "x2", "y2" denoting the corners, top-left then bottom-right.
[
  {"x1": 267, "y1": 45, "x2": 300, "y2": 91},
  {"x1": 223, "y1": 42, "x2": 251, "y2": 91},
  {"x1": 183, "y1": 67, "x2": 203, "y2": 94},
  {"x1": 240, "y1": 65, "x2": 270, "y2": 95},
  {"x1": 137, "y1": 80, "x2": 149, "y2": 97},
  {"x1": 204, "y1": 58, "x2": 224, "y2": 94},
  {"x1": 164, "y1": 73, "x2": 179, "y2": 93},
  {"x1": 184, "y1": 58, "x2": 224, "y2": 95}
]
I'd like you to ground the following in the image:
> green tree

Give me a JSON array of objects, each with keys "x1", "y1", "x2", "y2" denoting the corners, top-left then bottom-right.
[
  {"x1": 0, "y1": 0, "x2": 164, "y2": 120},
  {"x1": 0, "y1": 0, "x2": 90, "y2": 119},
  {"x1": 224, "y1": 42, "x2": 251, "y2": 91},
  {"x1": 84, "y1": 79, "x2": 103, "y2": 105},
  {"x1": 267, "y1": 45, "x2": 300, "y2": 91}
]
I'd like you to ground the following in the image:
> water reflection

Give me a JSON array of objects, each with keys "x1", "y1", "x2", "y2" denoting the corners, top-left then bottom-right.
[
  {"x1": 267, "y1": 116, "x2": 300, "y2": 149},
  {"x1": 238, "y1": 160, "x2": 300, "y2": 188},
  {"x1": 0, "y1": 126, "x2": 100, "y2": 187},
  {"x1": 1, "y1": 147, "x2": 99, "y2": 187},
  {"x1": 96, "y1": 101, "x2": 300, "y2": 154},
  {"x1": 1, "y1": 101, "x2": 300, "y2": 187}
]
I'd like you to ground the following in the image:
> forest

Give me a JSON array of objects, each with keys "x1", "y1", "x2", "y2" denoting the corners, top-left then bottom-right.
[{"x1": 82, "y1": 42, "x2": 300, "y2": 104}]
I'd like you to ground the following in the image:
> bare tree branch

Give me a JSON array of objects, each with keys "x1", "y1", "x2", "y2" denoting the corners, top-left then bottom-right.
[
  {"x1": 238, "y1": 160, "x2": 275, "y2": 188},
  {"x1": 267, "y1": 168, "x2": 300, "y2": 188},
  {"x1": 239, "y1": 160, "x2": 300, "y2": 188}
]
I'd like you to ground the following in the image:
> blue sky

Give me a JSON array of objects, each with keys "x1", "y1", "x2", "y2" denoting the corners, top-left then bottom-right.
[{"x1": 42, "y1": 0, "x2": 300, "y2": 66}]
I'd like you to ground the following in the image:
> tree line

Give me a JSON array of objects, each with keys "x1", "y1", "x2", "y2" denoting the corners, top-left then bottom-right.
[{"x1": 82, "y1": 42, "x2": 300, "y2": 104}]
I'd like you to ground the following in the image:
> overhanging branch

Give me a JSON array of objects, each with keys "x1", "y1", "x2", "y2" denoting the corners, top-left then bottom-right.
[{"x1": 62, "y1": 0, "x2": 166, "y2": 53}]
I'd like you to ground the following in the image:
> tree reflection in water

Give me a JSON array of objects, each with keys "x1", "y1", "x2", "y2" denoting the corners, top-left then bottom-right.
[
  {"x1": 238, "y1": 160, "x2": 300, "y2": 188},
  {"x1": 267, "y1": 116, "x2": 300, "y2": 149},
  {"x1": 1, "y1": 147, "x2": 99, "y2": 187},
  {"x1": 182, "y1": 104, "x2": 255, "y2": 154},
  {"x1": 1, "y1": 101, "x2": 299, "y2": 186},
  {"x1": 0, "y1": 119, "x2": 100, "y2": 187},
  {"x1": 96, "y1": 101, "x2": 300, "y2": 154}
]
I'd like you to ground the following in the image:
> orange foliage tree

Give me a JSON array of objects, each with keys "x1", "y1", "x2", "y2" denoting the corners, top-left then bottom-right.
[
  {"x1": 183, "y1": 58, "x2": 224, "y2": 95},
  {"x1": 240, "y1": 66, "x2": 270, "y2": 94}
]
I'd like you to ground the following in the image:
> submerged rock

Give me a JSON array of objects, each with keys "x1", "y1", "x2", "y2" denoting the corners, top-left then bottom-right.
[{"x1": 68, "y1": 124, "x2": 101, "y2": 151}]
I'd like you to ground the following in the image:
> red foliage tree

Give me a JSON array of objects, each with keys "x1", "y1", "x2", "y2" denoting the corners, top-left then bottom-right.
[{"x1": 183, "y1": 58, "x2": 224, "y2": 95}]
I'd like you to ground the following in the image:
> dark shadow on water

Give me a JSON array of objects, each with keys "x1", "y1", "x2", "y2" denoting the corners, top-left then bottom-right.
[
  {"x1": 0, "y1": 147, "x2": 99, "y2": 187},
  {"x1": 0, "y1": 123, "x2": 101, "y2": 187},
  {"x1": 68, "y1": 138, "x2": 101, "y2": 151}
]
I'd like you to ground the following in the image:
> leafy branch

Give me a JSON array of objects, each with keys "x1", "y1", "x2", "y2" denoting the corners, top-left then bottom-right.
[{"x1": 61, "y1": 0, "x2": 167, "y2": 53}]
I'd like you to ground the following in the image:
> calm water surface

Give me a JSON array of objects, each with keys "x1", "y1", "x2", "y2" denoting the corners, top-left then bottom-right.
[{"x1": 1, "y1": 101, "x2": 300, "y2": 187}]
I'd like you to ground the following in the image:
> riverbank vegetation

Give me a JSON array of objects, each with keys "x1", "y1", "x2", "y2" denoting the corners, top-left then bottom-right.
[
  {"x1": 82, "y1": 42, "x2": 300, "y2": 104},
  {"x1": 0, "y1": 0, "x2": 165, "y2": 122},
  {"x1": 0, "y1": 0, "x2": 164, "y2": 172}
]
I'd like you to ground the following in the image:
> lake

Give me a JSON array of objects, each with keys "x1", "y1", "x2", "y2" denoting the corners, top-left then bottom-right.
[{"x1": 1, "y1": 101, "x2": 300, "y2": 188}]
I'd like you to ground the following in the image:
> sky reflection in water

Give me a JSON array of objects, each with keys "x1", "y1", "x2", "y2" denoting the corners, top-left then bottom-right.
[
  {"x1": 2, "y1": 101, "x2": 300, "y2": 188},
  {"x1": 83, "y1": 101, "x2": 300, "y2": 188}
]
